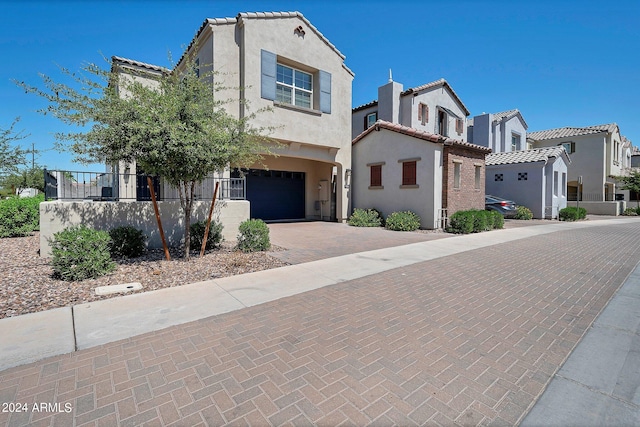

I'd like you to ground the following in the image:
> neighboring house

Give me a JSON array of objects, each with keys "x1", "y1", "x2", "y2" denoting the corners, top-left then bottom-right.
[
  {"x1": 467, "y1": 109, "x2": 528, "y2": 152},
  {"x1": 112, "y1": 12, "x2": 354, "y2": 222},
  {"x1": 632, "y1": 145, "x2": 640, "y2": 168},
  {"x1": 528, "y1": 124, "x2": 629, "y2": 207},
  {"x1": 352, "y1": 77, "x2": 470, "y2": 142},
  {"x1": 351, "y1": 120, "x2": 490, "y2": 229},
  {"x1": 486, "y1": 147, "x2": 570, "y2": 219}
]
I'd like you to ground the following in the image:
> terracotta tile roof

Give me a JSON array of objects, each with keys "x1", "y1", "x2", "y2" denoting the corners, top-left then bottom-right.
[
  {"x1": 486, "y1": 146, "x2": 570, "y2": 166},
  {"x1": 352, "y1": 100, "x2": 378, "y2": 112},
  {"x1": 352, "y1": 120, "x2": 491, "y2": 153},
  {"x1": 111, "y1": 56, "x2": 168, "y2": 73},
  {"x1": 491, "y1": 109, "x2": 528, "y2": 129},
  {"x1": 528, "y1": 123, "x2": 619, "y2": 141},
  {"x1": 401, "y1": 78, "x2": 470, "y2": 116}
]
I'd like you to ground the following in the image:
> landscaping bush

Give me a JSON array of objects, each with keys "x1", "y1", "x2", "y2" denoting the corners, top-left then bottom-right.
[
  {"x1": 447, "y1": 210, "x2": 474, "y2": 234},
  {"x1": 190, "y1": 220, "x2": 224, "y2": 251},
  {"x1": 559, "y1": 206, "x2": 587, "y2": 221},
  {"x1": 489, "y1": 210, "x2": 505, "y2": 230},
  {"x1": 514, "y1": 205, "x2": 533, "y2": 220},
  {"x1": 385, "y1": 210, "x2": 421, "y2": 231},
  {"x1": 347, "y1": 208, "x2": 383, "y2": 227},
  {"x1": 236, "y1": 219, "x2": 270, "y2": 252},
  {"x1": 623, "y1": 207, "x2": 639, "y2": 216},
  {"x1": 448, "y1": 209, "x2": 504, "y2": 234},
  {"x1": 50, "y1": 225, "x2": 116, "y2": 281},
  {"x1": 0, "y1": 194, "x2": 43, "y2": 237},
  {"x1": 109, "y1": 226, "x2": 147, "y2": 259}
]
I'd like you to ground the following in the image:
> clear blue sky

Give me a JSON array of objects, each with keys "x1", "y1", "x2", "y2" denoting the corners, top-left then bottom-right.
[{"x1": 2, "y1": 0, "x2": 639, "y2": 172}]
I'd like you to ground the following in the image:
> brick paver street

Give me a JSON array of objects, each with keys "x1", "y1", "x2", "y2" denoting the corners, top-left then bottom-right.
[{"x1": 1, "y1": 220, "x2": 640, "y2": 426}]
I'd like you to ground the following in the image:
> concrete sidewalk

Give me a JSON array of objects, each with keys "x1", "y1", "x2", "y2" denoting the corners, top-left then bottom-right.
[{"x1": 1, "y1": 217, "x2": 637, "y2": 373}]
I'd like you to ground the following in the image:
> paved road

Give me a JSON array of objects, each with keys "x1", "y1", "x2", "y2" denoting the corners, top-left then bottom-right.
[{"x1": 1, "y1": 220, "x2": 639, "y2": 426}]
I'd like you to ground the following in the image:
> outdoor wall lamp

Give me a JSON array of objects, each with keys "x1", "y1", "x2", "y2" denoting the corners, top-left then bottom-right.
[{"x1": 344, "y1": 169, "x2": 352, "y2": 189}]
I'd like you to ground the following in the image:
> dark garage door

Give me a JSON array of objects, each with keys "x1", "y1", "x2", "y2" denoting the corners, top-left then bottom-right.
[{"x1": 245, "y1": 169, "x2": 305, "y2": 221}]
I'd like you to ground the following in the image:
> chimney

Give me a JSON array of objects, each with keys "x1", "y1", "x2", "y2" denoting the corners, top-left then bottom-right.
[{"x1": 378, "y1": 70, "x2": 403, "y2": 124}]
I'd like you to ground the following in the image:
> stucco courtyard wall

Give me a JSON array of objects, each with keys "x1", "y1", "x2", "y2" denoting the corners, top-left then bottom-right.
[
  {"x1": 566, "y1": 201, "x2": 625, "y2": 216},
  {"x1": 39, "y1": 200, "x2": 249, "y2": 257}
]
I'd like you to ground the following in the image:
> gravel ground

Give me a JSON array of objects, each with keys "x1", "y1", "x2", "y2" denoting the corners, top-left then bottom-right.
[{"x1": 0, "y1": 232, "x2": 289, "y2": 319}]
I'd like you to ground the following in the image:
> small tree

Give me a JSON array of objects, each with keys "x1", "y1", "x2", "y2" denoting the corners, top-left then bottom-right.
[
  {"x1": 18, "y1": 55, "x2": 275, "y2": 259},
  {"x1": 613, "y1": 170, "x2": 640, "y2": 208},
  {"x1": 0, "y1": 119, "x2": 26, "y2": 177},
  {"x1": 1, "y1": 166, "x2": 45, "y2": 194}
]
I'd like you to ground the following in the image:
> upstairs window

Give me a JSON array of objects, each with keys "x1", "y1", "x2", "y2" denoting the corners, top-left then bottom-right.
[
  {"x1": 261, "y1": 50, "x2": 332, "y2": 113},
  {"x1": 438, "y1": 110, "x2": 448, "y2": 136},
  {"x1": 512, "y1": 133, "x2": 521, "y2": 151},
  {"x1": 456, "y1": 118, "x2": 463, "y2": 135},
  {"x1": 418, "y1": 103, "x2": 429, "y2": 126},
  {"x1": 366, "y1": 112, "x2": 377, "y2": 129},
  {"x1": 561, "y1": 142, "x2": 575, "y2": 154},
  {"x1": 276, "y1": 64, "x2": 312, "y2": 109}
]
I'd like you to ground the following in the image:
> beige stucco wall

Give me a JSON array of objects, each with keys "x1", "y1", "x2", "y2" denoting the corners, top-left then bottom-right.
[
  {"x1": 39, "y1": 200, "x2": 249, "y2": 257},
  {"x1": 400, "y1": 86, "x2": 468, "y2": 141},
  {"x1": 533, "y1": 133, "x2": 607, "y2": 198},
  {"x1": 566, "y1": 201, "x2": 624, "y2": 215},
  {"x1": 352, "y1": 129, "x2": 443, "y2": 229}
]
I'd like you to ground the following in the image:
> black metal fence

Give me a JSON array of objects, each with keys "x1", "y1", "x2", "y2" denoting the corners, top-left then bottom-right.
[{"x1": 44, "y1": 169, "x2": 245, "y2": 202}]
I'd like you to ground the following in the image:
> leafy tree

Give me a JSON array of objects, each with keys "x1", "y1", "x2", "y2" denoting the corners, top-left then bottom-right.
[
  {"x1": 17, "y1": 55, "x2": 274, "y2": 259},
  {"x1": 614, "y1": 170, "x2": 640, "y2": 208},
  {"x1": 0, "y1": 119, "x2": 26, "y2": 176},
  {"x1": 1, "y1": 167, "x2": 45, "y2": 194}
]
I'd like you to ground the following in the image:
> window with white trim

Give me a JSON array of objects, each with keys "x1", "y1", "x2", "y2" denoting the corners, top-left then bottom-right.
[
  {"x1": 276, "y1": 64, "x2": 312, "y2": 108},
  {"x1": 366, "y1": 112, "x2": 377, "y2": 129}
]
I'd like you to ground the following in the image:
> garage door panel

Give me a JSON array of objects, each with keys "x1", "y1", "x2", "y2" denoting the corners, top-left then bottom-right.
[{"x1": 245, "y1": 169, "x2": 305, "y2": 220}]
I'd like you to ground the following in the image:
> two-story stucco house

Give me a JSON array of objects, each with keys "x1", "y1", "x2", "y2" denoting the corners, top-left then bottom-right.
[
  {"x1": 467, "y1": 109, "x2": 528, "y2": 153},
  {"x1": 113, "y1": 12, "x2": 354, "y2": 223},
  {"x1": 351, "y1": 77, "x2": 489, "y2": 228},
  {"x1": 468, "y1": 109, "x2": 569, "y2": 219},
  {"x1": 352, "y1": 77, "x2": 470, "y2": 142},
  {"x1": 528, "y1": 123, "x2": 630, "y2": 214}
]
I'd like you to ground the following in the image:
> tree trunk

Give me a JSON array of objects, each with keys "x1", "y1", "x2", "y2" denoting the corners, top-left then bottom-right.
[{"x1": 182, "y1": 181, "x2": 197, "y2": 260}]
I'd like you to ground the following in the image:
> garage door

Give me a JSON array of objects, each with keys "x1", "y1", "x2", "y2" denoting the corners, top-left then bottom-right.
[{"x1": 245, "y1": 169, "x2": 305, "y2": 221}]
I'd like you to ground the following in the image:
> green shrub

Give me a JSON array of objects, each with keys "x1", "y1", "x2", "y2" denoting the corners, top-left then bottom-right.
[
  {"x1": 0, "y1": 194, "x2": 43, "y2": 237},
  {"x1": 489, "y1": 210, "x2": 505, "y2": 229},
  {"x1": 514, "y1": 205, "x2": 534, "y2": 220},
  {"x1": 109, "y1": 226, "x2": 147, "y2": 259},
  {"x1": 385, "y1": 211, "x2": 421, "y2": 231},
  {"x1": 50, "y1": 225, "x2": 116, "y2": 281},
  {"x1": 236, "y1": 219, "x2": 270, "y2": 252},
  {"x1": 559, "y1": 206, "x2": 587, "y2": 221},
  {"x1": 471, "y1": 209, "x2": 492, "y2": 232},
  {"x1": 448, "y1": 209, "x2": 504, "y2": 234},
  {"x1": 623, "y1": 207, "x2": 638, "y2": 216},
  {"x1": 190, "y1": 220, "x2": 224, "y2": 251},
  {"x1": 347, "y1": 208, "x2": 383, "y2": 227},
  {"x1": 448, "y1": 210, "x2": 474, "y2": 234}
]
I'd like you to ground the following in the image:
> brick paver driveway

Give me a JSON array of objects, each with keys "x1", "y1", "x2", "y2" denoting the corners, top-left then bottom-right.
[
  {"x1": 2, "y1": 220, "x2": 640, "y2": 426},
  {"x1": 268, "y1": 222, "x2": 452, "y2": 264}
]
